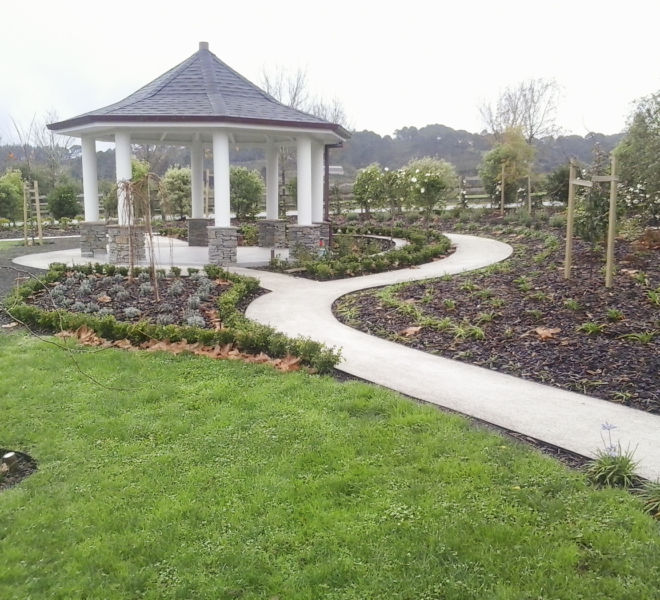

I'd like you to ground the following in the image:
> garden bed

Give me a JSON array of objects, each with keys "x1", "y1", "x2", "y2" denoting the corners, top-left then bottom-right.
[
  {"x1": 335, "y1": 217, "x2": 659, "y2": 413},
  {"x1": 5, "y1": 263, "x2": 340, "y2": 373}
]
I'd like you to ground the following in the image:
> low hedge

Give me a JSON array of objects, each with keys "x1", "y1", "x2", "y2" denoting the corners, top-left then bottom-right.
[
  {"x1": 4, "y1": 263, "x2": 341, "y2": 374},
  {"x1": 273, "y1": 225, "x2": 452, "y2": 280}
]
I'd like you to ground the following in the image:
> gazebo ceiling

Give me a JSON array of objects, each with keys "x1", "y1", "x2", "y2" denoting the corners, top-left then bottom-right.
[{"x1": 48, "y1": 42, "x2": 349, "y2": 146}]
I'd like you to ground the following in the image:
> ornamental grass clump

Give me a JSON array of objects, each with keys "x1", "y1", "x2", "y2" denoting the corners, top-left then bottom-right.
[
  {"x1": 586, "y1": 423, "x2": 639, "y2": 489},
  {"x1": 637, "y1": 480, "x2": 660, "y2": 520}
]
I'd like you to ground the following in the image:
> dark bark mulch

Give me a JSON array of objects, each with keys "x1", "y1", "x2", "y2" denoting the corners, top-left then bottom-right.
[
  {"x1": 0, "y1": 448, "x2": 37, "y2": 492},
  {"x1": 335, "y1": 225, "x2": 660, "y2": 414}
]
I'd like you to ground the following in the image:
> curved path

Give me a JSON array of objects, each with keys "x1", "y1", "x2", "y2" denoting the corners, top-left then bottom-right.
[{"x1": 235, "y1": 234, "x2": 660, "y2": 481}]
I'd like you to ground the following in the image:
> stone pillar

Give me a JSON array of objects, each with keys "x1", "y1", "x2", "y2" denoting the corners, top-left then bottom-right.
[
  {"x1": 212, "y1": 131, "x2": 231, "y2": 227},
  {"x1": 257, "y1": 219, "x2": 287, "y2": 248},
  {"x1": 288, "y1": 224, "x2": 321, "y2": 260},
  {"x1": 317, "y1": 221, "x2": 331, "y2": 248},
  {"x1": 81, "y1": 136, "x2": 99, "y2": 222},
  {"x1": 188, "y1": 218, "x2": 212, "y2": 246},
  {"x1": 296, "y1": 136, "x2": 312, "y2": 225},
  {"x1": 311, "y1": 141, "x2": 324, "y2": 224},
  {"x1": 191, "y1": 138, "x2": 204, "y2": 218},
  {"x1": 266, "y1": 145, "x2": 279, "y2": 220},
  {"x1": 80, "y1": 222, "x2": 107, "y2": 257},
  {"x1": 208, "y1": 226, "x2": 238, "y2": 265},
  {"x1": 107, "y1": 225, "x2": 146, "y2": 264},
  {"x1": 114, "y1": 132, "x2": 132, "y2": 226}
]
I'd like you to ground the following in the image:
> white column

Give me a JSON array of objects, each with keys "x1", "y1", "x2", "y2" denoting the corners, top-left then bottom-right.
[
  {"x1": 114, "y1": 131, "x2": 132, "y2": 226},
  {"x1": 311, "y1": 141, "x2": 324, "y2": 223},
  {"x1": 191, "y1": 138, "x2": 203, "y2": 218},
  {"x1": 296, "y1": 136, "x2": 312, "y2": 225},
  {"x1": 81, "y1": 136, "x2": 99, "y2": 222},
  {"x1": 266, "y1": 144, "x2": 279, "y2": 220},
  {"x1": 212, "y1": 131, "x2": 231, "y2": 227}
]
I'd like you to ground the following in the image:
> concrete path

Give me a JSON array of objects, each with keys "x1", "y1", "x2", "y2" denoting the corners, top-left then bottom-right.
[
  {"x1": 235, "y1": 234, "x2": 660, "y2": 481},
  {"x1": 11, "y1": 233, "x2": 660, "y2": 479}
]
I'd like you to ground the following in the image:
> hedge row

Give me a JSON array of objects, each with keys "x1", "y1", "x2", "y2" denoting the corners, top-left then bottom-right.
[
  {"x1": 4, "y1": 263, "x2": 341, "y2": 373},
  {"x1": 276, "y1": 225, "x2": 452, "y2": 280}
]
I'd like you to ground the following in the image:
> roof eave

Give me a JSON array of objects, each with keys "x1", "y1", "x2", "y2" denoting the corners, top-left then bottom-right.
[{"x1": 48, "y1": 114, "x2": 350, "y2": 140}]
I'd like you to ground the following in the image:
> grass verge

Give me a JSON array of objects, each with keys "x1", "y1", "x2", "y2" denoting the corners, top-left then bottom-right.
[{"x1": 0, "y1": 333, "x2": 658, "y2": 599}]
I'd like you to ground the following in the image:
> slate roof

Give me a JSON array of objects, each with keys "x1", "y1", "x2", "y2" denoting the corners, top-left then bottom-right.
[{"x1": 49, "y1": 44, "x2": 349, "y2": 139}]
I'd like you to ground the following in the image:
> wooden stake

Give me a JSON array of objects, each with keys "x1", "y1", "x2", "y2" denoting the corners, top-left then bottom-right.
[
  {"x1": 527, "y1": 174, "x2": 532, "y2": 213},
  {"x1": 22, "y1": 182, "x2": 29, "y2": 246},
  {"x1": 564, "y1": 161, "x2": 576, "y2": 279},
  {"x1": 500, "y1": 162, "x2": 505, "y2": 216},
  {"x1": 33, "y1": 180, "x2": 43, "y2": 245},
  {"x1": 605, "y1": 156, "x2": 618, "y2": 288}
]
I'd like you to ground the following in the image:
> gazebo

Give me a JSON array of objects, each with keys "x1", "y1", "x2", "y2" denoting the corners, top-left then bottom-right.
[{"x1": 47, "y1": 42, "x2": 349, "y2": 265}]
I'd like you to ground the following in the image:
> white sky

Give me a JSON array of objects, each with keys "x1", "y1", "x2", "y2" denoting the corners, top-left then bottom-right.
[{"x1": 1, "y1": 0, "x2": 658, "y2": 144}]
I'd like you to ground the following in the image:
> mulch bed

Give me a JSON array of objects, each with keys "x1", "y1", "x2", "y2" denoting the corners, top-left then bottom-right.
[
  {"x1": 0, "y1": 448, "x2": 37, "y2": 492},
  {"x1": 335, "y1": 224, "x2": 659, "y2": 414}
]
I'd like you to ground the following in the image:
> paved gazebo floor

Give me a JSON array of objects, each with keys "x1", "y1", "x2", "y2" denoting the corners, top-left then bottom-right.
[{"x1": 12, "y1": 236, "x2": 289, "y2": 270}]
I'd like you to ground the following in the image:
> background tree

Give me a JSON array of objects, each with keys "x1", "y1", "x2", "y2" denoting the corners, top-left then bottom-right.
[
  {"x1": 159, "y1": 167, "x2": 191, "y2": 220},
  {"x1": 480, "y1": 78, "x2": 560, "y2": 143},
  {"x1": 230, "y1": 166, "x2": 265, "y2": 220},
  {"x1": 404, "y1": 157, "x2": 458, "y2": 229},
  {"x1": 0, "y1": 170, "x2": 24, "y2": 224},
  {"x1": 47, "y1": 179, "x2": 80, "y2": 219},
  {"x1": 261, "y1": 66, "x2": 350, "y2": 215},
  {"x1": 615, "y1": 91, "x2": 660, "y2": 226},
  {"x1": 479, "y1": 128, "x2": 535, "y2": 207}
]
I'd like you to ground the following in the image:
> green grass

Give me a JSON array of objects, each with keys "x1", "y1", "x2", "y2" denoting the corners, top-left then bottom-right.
[
  {"x1": 0, "y1": 333, "x2": 658, "y2": 599},
  {"x1": 0, "y1": 240, "x2": 22, "y2": 251}
]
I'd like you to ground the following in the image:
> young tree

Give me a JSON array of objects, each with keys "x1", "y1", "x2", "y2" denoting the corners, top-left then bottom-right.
[
  {"x1": 159, "y1": 167, "x2": 191, "y2": 219},
  {"x1": 353, "y1": 164, "x2": 385, "y2": 218},
  {"x1": 479, "y1": 128, "x2": 535, "y2": 207},
  {"x1": 404, "y1": 157, "x2": 458, "y2": 229},
  {"x1": 230, "y1": 167, "x2": 265, "y2": 220},
  {"x1": 0, "y1": 170, "x2": 24, "y2": 224},
  {"x1": 615, "y1": 91, "x2": 660, "y2": 226},
  {"x1": 545, "y1": 163, "x2": 571, "y2": 204}
]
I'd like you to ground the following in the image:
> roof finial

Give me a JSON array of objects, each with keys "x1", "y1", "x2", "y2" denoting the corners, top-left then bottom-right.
[{"x1": 199, "y1": 41, "x2": 209, "y2": 51}]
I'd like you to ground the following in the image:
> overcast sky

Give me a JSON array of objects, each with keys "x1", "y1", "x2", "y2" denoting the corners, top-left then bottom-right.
[{"x1": 1, "y1": 0, "x2": 658, "y2": 144}]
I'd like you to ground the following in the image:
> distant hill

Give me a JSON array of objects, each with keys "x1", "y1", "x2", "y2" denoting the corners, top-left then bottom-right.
[
  {"x1": 334, "y1": 124, "x2": 624, "y2": 176},
  {"x1": 0, "y1": 125, "x2": 624, "y2": 189}
]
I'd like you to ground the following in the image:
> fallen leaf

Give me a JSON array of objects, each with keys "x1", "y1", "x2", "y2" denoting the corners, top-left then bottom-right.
[
  {"x1": 97, "y1": 295, "x2": 112, "y2": 304},
  {"x1": 535, "y1": 327, "x2": 561, "y2": 341},
  {"x1": 1, "y1": 322, "x2": 18, "y2": 328},
  {"x1": 399, "y1": 325, "x2": 422, "y2": 337}
]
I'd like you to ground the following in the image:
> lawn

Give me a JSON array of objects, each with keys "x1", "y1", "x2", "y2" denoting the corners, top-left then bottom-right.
[{"x1": 0, "y1": 333, "x2": 658, "y2": 599}]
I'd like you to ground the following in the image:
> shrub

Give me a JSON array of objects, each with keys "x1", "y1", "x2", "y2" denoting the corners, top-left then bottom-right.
[
  {"x1": 47, "y1": 182, "x2": 81, "y2": 220},
  {"x1": 230, "y1": 167, "x2": 265, "y2": 220}
]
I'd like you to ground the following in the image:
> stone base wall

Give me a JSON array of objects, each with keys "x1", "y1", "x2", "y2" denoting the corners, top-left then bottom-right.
[
  {"x1": 288, "y1": 224, "x2": 321, "y2": 260},
  {"x1": 107, "y1": 225, "x2": 146, "y2": 264},
  {"x1": 316, "y1": 221, "x2": 331, "y2": 249},
  {"x1": 208, "y1": 226, "x2": 238, "y2": 265},
  {"x1": 257, "y1": 219, "x2": 287, "y2": 248},
  {"x1": 188, "y1": 218, "x2": 213, "y2": 246},
  {"x1": 80, "y1": 222, "x2": 107, "y2": 257}
]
